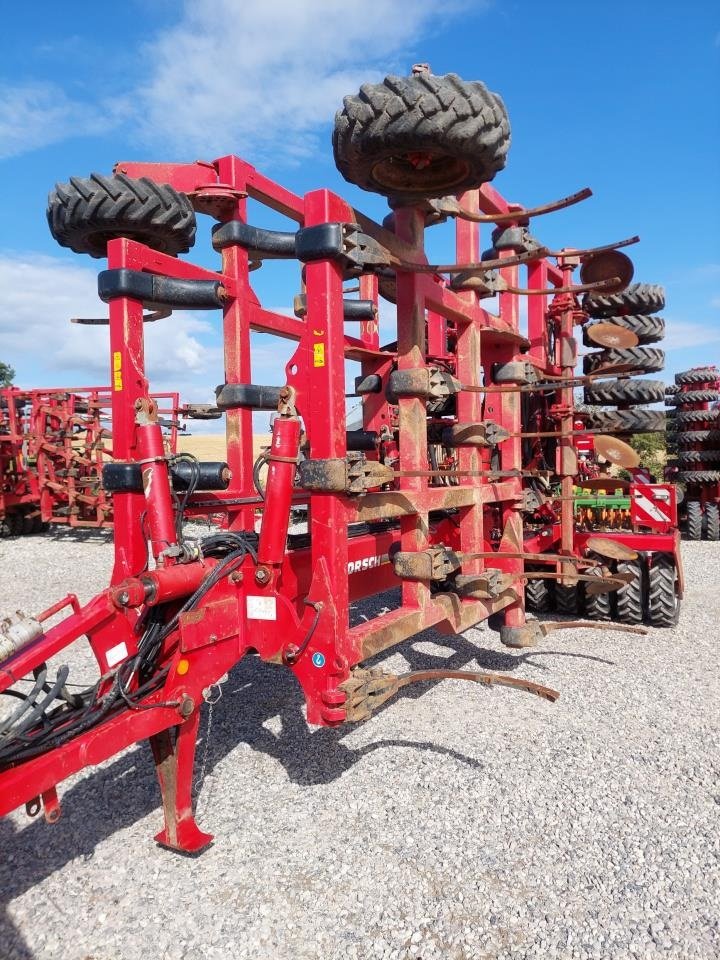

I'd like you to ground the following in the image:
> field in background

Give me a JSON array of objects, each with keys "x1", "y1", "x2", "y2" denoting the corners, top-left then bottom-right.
[{"x1": 178, "y1": 433, "x2": 271, "y2": 462}]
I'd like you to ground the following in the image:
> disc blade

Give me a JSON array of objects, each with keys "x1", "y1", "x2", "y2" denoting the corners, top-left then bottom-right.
[
  {"x1": 594, "y1": 435, "x2": 641, "y2": 468},
  {"x1": 585, "y1": 536, "x2": 639, "y2": 561},
  {"x1": 585, "y1": 322, "x2": 639, "y2": 349},
  {"x1": 580, "y1": 250, "x2": 634, "y2": 293},
  {"x1": 585, "y1": 577, "x2": 625, "y2": 596}
]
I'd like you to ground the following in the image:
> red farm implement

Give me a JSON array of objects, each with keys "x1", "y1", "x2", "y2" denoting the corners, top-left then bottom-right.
[
  {"x1": 0, "y1": 67, "x2": 671, "y2": 853},
  {"x1": 665, "y1": 366, "x2": 720, "y2": 540},
  {"x1": 0, "y1": 386, "x2": 180, "y2": 532}
]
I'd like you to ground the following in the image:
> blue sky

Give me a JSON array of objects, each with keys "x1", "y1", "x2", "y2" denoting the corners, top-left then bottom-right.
[{"x1": 0, "y1": 0, "x2": 718, "y2": 415}]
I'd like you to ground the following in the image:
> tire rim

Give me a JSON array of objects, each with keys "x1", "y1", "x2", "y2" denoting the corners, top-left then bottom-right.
[{"x1": 371, "y1": 154, "x2": 470, "y2": 193}]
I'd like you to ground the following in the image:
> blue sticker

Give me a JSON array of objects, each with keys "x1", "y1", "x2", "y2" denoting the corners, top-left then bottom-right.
[{"x1": 312, "y1": 652, "x2": 326, "y2": 668}]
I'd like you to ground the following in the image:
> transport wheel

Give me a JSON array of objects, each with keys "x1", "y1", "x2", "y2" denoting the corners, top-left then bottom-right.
[
  {"x1": 583, "y1": 570, "x2": 612, "y2": 621},
  {"x1": 525, "y1": 575, "x2": 553, "y2": 613},
  {"x1": 705, "y1": 503, "x2": 720, "y2": 541},
  {"x1": 582, "y1": 409, "x2": 665, "y2": 434},
  {"x1": 583, "y1": 315, "x2": 665, "y2": 346},
  {"x1": 583, "y1": 347, "x2": 664, "y2": 375},
  {"x1": 554, "y1": 583, "x2": 581, "y2": 616},
  {"x1": 675, "y1": 367, "x2": 719, "y2": 386},
  {"x1": 614, "y1": 559, "x2": 644, "y2": 624},
  {"x1": 679, "y1": 469, "x2": 720, "y2": 485},
  {"x1": 668, "y1": 390, "x2": 720, "y2": 405},
  {"x1": 583, "y1": 377, "x2": 664, "y2": 406},
  {"x1": 47, "y1": 173, "x2": 196, "y2": 258},
  {"x1": 583, "y1": 283, "x2": 665, "y2": 319},
  {"x1": 677, "y1": 450, "x2": 720, "y2": 464},
  {"x1": 671, "y1": 408, "x2": 720, "y2": 426},
  {"x1": 21, "y1": 515, "x2": 34, "y2": 535},
  {"x1": 8, "y1": 513, "x2": 23, "y2": 536},
  {"x1": 333, "y1": 70, "x2": 510, "y2": 200},
  {"x1": 671, "y1": 430, "x2": 720, "y2": 444},
  {"x1": 647, "y1": 554, "x2": 680, "y2": 627},
  {"x1": 0, "y1": 518, "x2": 10, "y2": 537},
  {"x1": 685, "y1": 501, "x2": 702, "y2": 540}
]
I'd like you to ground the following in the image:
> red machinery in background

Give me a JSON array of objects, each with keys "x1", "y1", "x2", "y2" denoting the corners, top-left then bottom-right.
[
  {"x1": 0, "y1": 386, "x2": 180, "y2": 532},
  {"x1": 0, "y1": 68, "x2": 663, "y2": 854}
]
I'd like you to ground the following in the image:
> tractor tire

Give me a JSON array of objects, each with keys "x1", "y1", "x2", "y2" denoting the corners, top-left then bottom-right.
[
  {"x1": 583, "y1": 378, "x2": 664, "y2": 406},
  {"x1": 7, "y1": 513, "x2": 23, "y2": 536},
  {"x1": 583, "y1": 570, "x2": 612, "y2": 621},
  {"x1": 582, "y1": 283, "x2": 665, "y2": 319},
  {"x1": 705, "y1": 502, "x2": 720, "y2": 541},
  {"x1": 47, "y1": 173, "x2": 196, "y2": 259},
  {"x1": 582, "y1": 408, "x2": 665, "y2": 434},
  {"x1": 332, "y1": 71, "x2": 510, "y2": 200},
  {"x1": 679, "y1": 470, "x2": 720, "y2": 484},
  {"x1": 0, "y1": 518, "x2": 10, "y2": 537},
  {"x1": 675, "y1": 367, "x2": 719, "y2": 386},
  {"x1": 554, "y1": 583, "x2": 581, "y2": 616},
  {"x1": 525, "y1": 576, "x2": 553, "y2": 613},
  {"x1": 686, "y1": 501, "x2": 702, "y2": 540},
  {"x1": 673, "y1": 430, "x2": 720, "y2": 445},
  {"x1": 614, "y1": 559, "x2": 644, "y2": 624},
  {"x1": 668, "y1": 390, "x2": 720, "y2": 405},
  {"x1": 583, "y1": 347, "x2": 664, "y2": 376},
  {"x1": 665, "y1": 384, "x2": 679, "y2": 396},
  {"x1": 583, "y1": 314, "x2": 665, "y2": 346},
  {"x1": 671, "y1": 408, "x2": 720, "y2": 426},
  {"x1": 647, "y1": 554, "x2": 680, "y2": 627},
  {"x1": 677, "y1": 450, "x2": 720, "y2": 464}
]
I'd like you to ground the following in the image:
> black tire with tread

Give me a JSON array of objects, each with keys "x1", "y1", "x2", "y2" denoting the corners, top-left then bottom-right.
[
  {"x1": 647, "y1": 554, "x2": 679, "y2": 627},
  {"x1": 583, "y1": 569, "x2": 612, "y2": 621},
  {"x1": 525, "y1": 577, "x2": 553, "y2": 613},
  {"x1": 677, "y1": 450, "x2": 720, "y2": 464},
  {"x1": 554, "y1": 583, "x2": 581, "y2": 616},
  {"x1": 583, "y1": 347, "x2": 664, "y2": 375},
  {"x1": 583, "y1": 378, "x2": 664, "y2": 406},
  {"x1": 670, "y1": 408, "x2": 720, "y2": 426},
  {"x1": 48, "y1": 173, "x2": 196, "y2": 258},
  {"x1": 673, "y1": 430, "x2": 720, "y2": 444},
  {"x1": 678, "y1": 470, "x2": 720, "y2": 484},
  {"x1": 668, "y1": 390, "x2": 720, "y2": 405},
  {"x1": 333, "y1": 72, "x2": 510, "y2": 200},
  {"x1": 583, "y1": 283, "x2": 665, "y2": 319},
  {"x1": 675, "y1": 367, "x2": 719, "y2": 386},
  {"x1": 706, "y1": 503, "x2": 720, "y2": 541},
  {"x1": 583, "y1": 315, "x2": 665, "y2": 346},
  {"x1": 686, "y1": 501, "x2": 702, "y2": 540},
  {"x1": 582, "y1": 409, "x2": 665, "y2": 434},
  {"x1": 614, "y1": 559, "x2": 644, "y2": 624}
]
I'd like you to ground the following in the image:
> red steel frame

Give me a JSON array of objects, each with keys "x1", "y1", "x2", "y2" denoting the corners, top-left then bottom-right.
[{"x1": 0, "y1": 156, "x2": 621, "y2": 851}]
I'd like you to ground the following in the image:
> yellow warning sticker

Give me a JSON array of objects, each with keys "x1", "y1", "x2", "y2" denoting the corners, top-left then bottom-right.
[
  {"x1": 313, "y1": 342, "x2": 325, "y2": 367},
  {"x1": 113, "y1": 351, "x2": 123, "y2": 390}
]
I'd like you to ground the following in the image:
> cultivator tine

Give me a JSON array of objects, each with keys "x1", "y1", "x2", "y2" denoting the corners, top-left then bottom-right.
[
  {"x1": 341, "y1": 667, "x2": 559, "y2": 721},
  {"x1": 433, "y1": 186, "x2": 593, "y2": 223}
]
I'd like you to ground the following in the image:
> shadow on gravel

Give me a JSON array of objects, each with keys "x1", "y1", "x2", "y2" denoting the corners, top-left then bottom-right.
[{"x1": 0, "y1": 604, "x2": 615, "y2": 950}]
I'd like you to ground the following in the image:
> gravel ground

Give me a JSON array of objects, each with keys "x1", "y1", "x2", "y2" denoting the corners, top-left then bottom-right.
[{"x1": 1, "y1": 532, "x2": 718, "y2": 960}]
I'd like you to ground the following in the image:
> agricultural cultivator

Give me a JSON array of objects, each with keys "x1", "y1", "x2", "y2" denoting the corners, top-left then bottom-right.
[
  {"x1": 666, "y1": 366, "x2": 720, "y2": 539},
  {"x1": 0, "y1": 67, "x2": 680, "y2": 853},
  {"x1": 528, "y1": 277, "x2": 682, "y2": 627},
  {"x1": 0, "y1": 386, "x2": 180, "y2": 532}
]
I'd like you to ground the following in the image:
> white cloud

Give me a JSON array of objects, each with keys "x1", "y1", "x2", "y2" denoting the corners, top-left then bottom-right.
[
  {"x1": 135, "y1": 0, "x2": 473, "y2": 160},
  {"x1": 0, "y1": 253, "x2": 221, "y2": 394},
  {"x1": 662, "y1": 317, "x2": 720, "y2": 351},
  {"x1": 0, "y1": 83, "x2": 110, "y2": 160}
]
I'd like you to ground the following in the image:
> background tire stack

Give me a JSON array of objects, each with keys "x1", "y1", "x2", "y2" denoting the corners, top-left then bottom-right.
[
  {"x1": 666, "y1": 367, "x2": 720, "y2": 540},
  {"x1": 566, "y1": 284, "x2": 667, "y2": 621},
  {"x1": 580, "y1": 283, "x2": 666, "y2": 438}
]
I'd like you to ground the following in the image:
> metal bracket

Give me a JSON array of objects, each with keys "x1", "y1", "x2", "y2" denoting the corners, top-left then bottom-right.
[
  {"x1": 296, "y1": 456, "x2": 393, "y2": 495},
  {"x1": 386, "y1": 367, "x2": 461, "y2": 403},
  {"x1": 392, "y1": 545, "x2": 462, "y2": 581}
]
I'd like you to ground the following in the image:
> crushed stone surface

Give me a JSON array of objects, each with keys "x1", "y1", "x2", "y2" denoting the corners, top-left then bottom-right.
[{"x1": 1, "y1": 531, "x2": 718, "y2": 960}]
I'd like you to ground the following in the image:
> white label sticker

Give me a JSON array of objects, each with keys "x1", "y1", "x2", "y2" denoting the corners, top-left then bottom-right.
[
  {"x1": 106, "y1": 641, "x2": 129, "y2": 668},
  {"x1": 246, "y1": 595, "x2": 277, "y2": 620}
]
